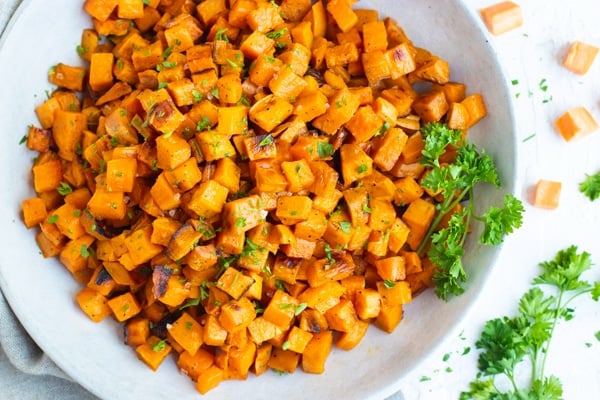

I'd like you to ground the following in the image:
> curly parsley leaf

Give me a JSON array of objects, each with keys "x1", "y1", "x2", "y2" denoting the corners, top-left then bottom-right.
[
  {"x1": 461, "y1": 246, "x2": 599, "y2": 400},
  {"x1": 479, "y1": 194, "x2": 525, "y2": 245},
  {"x1": 418, "y1": 122, "x2": 524, "y2": 300},
  {"x1": 534, "y1": 245, "x2": 593, "y2": 291},
  {"x1": 420, "y1": 122, "x2": 463, "y2": 168},
  {"x1": 579, "y1": 171, "x2": 600, "y2": 201},
  {"x1": 429, "y1": 208, "x2": 469, "y2": 299}
]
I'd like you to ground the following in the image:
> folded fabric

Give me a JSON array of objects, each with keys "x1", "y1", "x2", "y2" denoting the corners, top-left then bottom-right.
[{"x1": 0, "y1": 291, "x2": 98, "y2": 400}]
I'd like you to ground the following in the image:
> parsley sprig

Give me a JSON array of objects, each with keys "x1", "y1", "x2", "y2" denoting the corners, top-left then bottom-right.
[
  {"x1": 461, "y1": 246, "x2": 600, "y2": 399},
  {"x1": 579, "y1": 170, "x2": 600, "y2": 201},
  {"x1": 418, "y1": 122, "x2": 524, "y2": 300}
]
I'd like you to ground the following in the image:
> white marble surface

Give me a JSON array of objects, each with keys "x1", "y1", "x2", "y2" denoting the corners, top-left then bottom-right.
[{"x1": 398, "y1": 0, "x2": 600, "y2": 398}]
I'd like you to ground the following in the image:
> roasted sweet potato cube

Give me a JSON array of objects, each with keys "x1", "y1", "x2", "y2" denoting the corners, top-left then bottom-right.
[
  {"x1": 411, "y1": 90, "x2": 449, "y2": 123},
  {"x1": 21, "y1": 197, "x2": 48, "y2": 229},
  {"x1": 167, "y1": 312, "x2": 204, "y2": 355},
  {"x1": 340, "y1": 143, "x2": 373, "y2": 187},
  {"x1": 301, "y1": 330, "x2": 333, "y2": 374},
  {"x1": 312, "y1": 88, "x2": 360, "y2": 135},
  {"x1": 136, "y1": 336, "x2": 172, "y2": 371},
  {"x1": 107, "y1": 291, "x2": 142, "y2": 322},
  {"x1": 218, "y1": 297, "x2": 257, "y2": 332}
]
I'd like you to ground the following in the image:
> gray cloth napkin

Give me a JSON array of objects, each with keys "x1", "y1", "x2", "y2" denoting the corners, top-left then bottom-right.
[{"x1": 0, "y1": 1, "x2": 96, "y2": 399}]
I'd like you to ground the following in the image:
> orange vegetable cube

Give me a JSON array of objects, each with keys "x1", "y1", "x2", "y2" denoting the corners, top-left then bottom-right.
[
  {"x1": 284, "y1": 326, "x2": 313, "y2": 353},
  {"x1": 269, "y1": 66, "x2": 308, "y2": 100},
  {"x1": 411, "y1": 90, "x2": 449, "y2": 123},
  {"x1": 150, "y1": 173, "x2": 181, "y2": 211},
  {"x1": 87, "y1": 188, "x2": 127, "y2": 220},
  {"x1": 247, "y1": 3, "x2": 284, "y2": 33},
  {"x1": 336, "y1": 319, "x2": 369, "y2": 350},
  {"x1": 340, "y1": 143, "x2": 373, "y2": 186},
  {"x1": 124, "y1": 317, "x2": 150, "y2": 346},
  {"x1": 203, "y1": 314, "x2": 228, "y2": 346},
  {"x1": 136, "y1": 336, "x2": 172, "y2": 371},
  {"x1": 555, "y1": 106, "x2": 599, "y2": 141},
  {"x1": 373, "y1": 127, "x2": 409, "y2": 172},
  {"x1": 249, "y1": 94, "x2": 294, "y2": 133},
  {"x1": 362, "y1": 20, "x2": 387, "y2": 53},
  {"x1": 345, "y1": 105, "x2": 384, "y2": 143},
  {"x1": 375, "y1": 302, "x2": 403, "y2": 333},
  {"x1": 281, "y1": 159, "x2": 315, "y2": 193},
  {"x1": 267, "y1": 347, "x2": 301, "y2": 373},
  {"x1": 165, "y1": 222, "x2": 202, "y2": 261},
  {"x1": 89, "y1": 52, "x2": 114, "y2": 92},
  {"x1": 156, "y1": 275, "x2": 191, "y2": 307},
  {"x1": 402, "y1": 198, "x2": 436, "y2": 250},
  {"x1": 312, "y1": 88, "x2": 360, "y2": 135},
  {"x1": 177, "y1": 348, "x2": 214, "y2": 381},
  {"x1": 248, "y1": 316, "x2": 283, "y2": 344},
  {"x1": 374, "y1": 256, "x2": 406, "y2": 282},
  {"x1": 263, "y1": 290, "x2": 299, "y2": 330},
  {"x1": 354, "y1": 288, "x2": 381, "y2": 320},
  {"x1": 32, "y1": 159, "x2": 63, "y2": 193},
  {"x1": 217, "y1": 267, "x2": 255, "y2": 299},
  {"x1": 83, "y1": 0, "x2": 118, "y2": 21},
  {"x1": 187, "y1": 180, "x2": 229, "y2": 218},
  {"x1": 21, "y1": 197, "x2": 48, "y2": 228},
  {"x1": 301, "y1": 330, "x2": 333, "y2": 374},
  {"x1": 167, "y1": 312, "x2": 204, "y2": 356},
  {"x1": 48, "y1": 63, "x2": 86, "y2": 92},
  {"x1": 107, "y1": 291, "x2": 142, "y2": 322},
  {"x1": 563, "y1": 41, "x2": 599, "y2": 75},
  {"x1": 156, "y1": 133, "x2": 191, "y2": 170},
  {"x1": 461, "y1": 93, "x2": 488, "y2": 128},
  {"x1": 326, "y1": 0, "x2": 358, "y2": 33},
  {"x1": 294, "y1": 209, "x2": 328, "y2": 241},
  {"x1": 276, "y1": 195, "x2": 313, "y2": 224},
  {"x1": 325, "y1": 42, "x2": 359, "y2": 68},
  {"x1": 217, "y1": 73, "x2": 243, "y2": 104},
  {"x1": 532, "y1": 179, "x2": 562, "y2": 209},
  {"x1": 106, "y1": 157, "x2": 137, "y2": 192},
  {"x1": 218, "y1": 297, "x2": 257, "y2": 332},
  {"x1": 254, "y1": 163, "x2": 289, "y2": 193},
  {"x1": 75, "y1": 287, "x2": 112, "y2": 322},
  {"x1": 52, "y1": 110, "x2": 87, "y2": 161},
  {"x1": 385, "y1": 43, "x2": 416, "y2": 79},
  {"x1": 51, "y1": 202, "x2": 85, "y2": 240},
  {"x1": 196, "y1": 364, "x2": 225, "y2": 394},
  {"x1": 124, "y1": 225, "x2": 163, "y2": 266},
  {"x1": 164, "y1": 157, "x2": 202, "y2": 192},
  {"x1": 480, "y1": 1, "x2": 523, "y2": 35},
  {"x1": 324, "y1": 298, "x2": 358, "y2": 333},
  {"x1": 293, "y1": 90, "x2": 329, "y2": 122}
]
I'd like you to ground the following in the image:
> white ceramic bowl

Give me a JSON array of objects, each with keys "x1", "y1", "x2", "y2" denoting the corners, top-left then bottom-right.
[{"x1": 0, "y1": 1, "x2": 516, "y2": 399}]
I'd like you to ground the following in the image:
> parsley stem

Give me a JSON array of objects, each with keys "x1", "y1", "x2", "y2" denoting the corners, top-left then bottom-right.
[
  {"x1": 538, "y1": 290, "x2": 564, "y2": 381},
  {"x1": 416, "y1": 188, "x2": 471, "y2": 256}
]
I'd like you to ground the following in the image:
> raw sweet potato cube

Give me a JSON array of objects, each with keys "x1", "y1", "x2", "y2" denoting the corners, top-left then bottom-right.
[
  {"x1": 555, "y1": 106, "x2": 599, "y2": 141},
  {"x1": 532, "y1": 179, "x2": 562, "y2": 209},
  {"x1": 563, "y1": 41, "x2": 599, "y2": 75},
  {"x1": 480, "y1": 1, "x2": 523, "y2": 35}
]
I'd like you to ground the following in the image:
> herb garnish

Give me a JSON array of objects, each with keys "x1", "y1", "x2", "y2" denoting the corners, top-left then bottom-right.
[
  {"x1": 461, "y1": 246, "x2": 600, "y2": 399},
  {"x1": 418, "y1": 122, "x2": 524, "y2": 300},
  {"x1": 579, "y1": 170, "x2": 600, "y2": 201}
]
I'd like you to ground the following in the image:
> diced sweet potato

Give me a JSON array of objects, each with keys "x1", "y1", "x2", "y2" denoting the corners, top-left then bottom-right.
[{"x1": 480, "y1": 1, "x2": 523, "y2": 35}]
